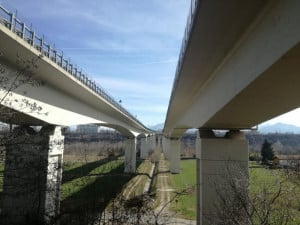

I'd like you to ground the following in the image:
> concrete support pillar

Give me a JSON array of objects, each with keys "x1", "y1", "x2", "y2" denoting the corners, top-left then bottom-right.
[
  {"x1": 169, "y1": 138, "x2": 181, "y2": 174},
  {"x1": 1, "y1": 125, "x2": 64, "y2": 225},
  {"x1": 147, "y1": 135, "x2": 154, "y2": 155},
  {"x1": 196, "y1": 130, "x2": 249, "y2": 225},
  {"x1": 152, "y1": 134, "x2": 157, "y2": 150},
  {"x1": 140, "y1": 137, "x2": 147, "y2": 159},
  {"x1": 124, "y1": 137, "x2": 137, "y2": 173},
  {"x1": 157, "y1": 135, "x2": 162, "y2": 148},
  {"x1": 145, "y1": 136, "x2": 149, "y2": 156},
  {"x1": 162, "y1": 137, "x2": 170, "y2": 160},
  {"x1": 149, "y1": 135, "x2": 154, "y2": 150}
]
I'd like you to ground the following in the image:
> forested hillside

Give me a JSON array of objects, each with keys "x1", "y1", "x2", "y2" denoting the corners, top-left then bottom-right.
[{"x1": 181, "y1": 131, "x2": 300, "y2": 155}]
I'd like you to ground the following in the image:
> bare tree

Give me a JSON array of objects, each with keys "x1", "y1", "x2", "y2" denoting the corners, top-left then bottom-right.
[{"x1": 212, "y1": 162, "x2": 298, "y2": 225}]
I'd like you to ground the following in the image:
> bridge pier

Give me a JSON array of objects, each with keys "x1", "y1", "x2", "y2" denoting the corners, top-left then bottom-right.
[
  {"x1": 152, "y1": 134, "x2": 157, "y2": 150},
  {"x1": 146, "y1": 136, "x2": 151, "y2": 155},
  {"x1": 148, "y1": 135, "x2": 154, "y2": 152},
  {"x1": 196, "y1": 130, "x2": 248, "y2": 225},
  {"x1": 1, "y1": 125, "x2": 64, "y2": 225},
  {"x1": 169, "y1": 137, "x2": 181, "y2": 174},
  {"x1": 162, "y1": 137, "x2": 170, "y2": 160},
  {"x1": 140, "y1": 136, "x2": 147, "y2": 159},
  {"x1": 124, "y1": 137, "x2": 137, "y2": 173},
  {"x1": 157, "y1": 134, "x2": 162, "y2": 149}
]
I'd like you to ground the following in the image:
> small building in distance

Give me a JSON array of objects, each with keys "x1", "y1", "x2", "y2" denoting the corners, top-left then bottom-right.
[{"x1": 76, "y1": 124, "x2": 98, "y2": 134}]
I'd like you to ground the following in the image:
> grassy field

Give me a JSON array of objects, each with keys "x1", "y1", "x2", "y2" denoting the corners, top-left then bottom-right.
[
  {"x1": 60, "y1": 157, "x2": 137, "y2": 224},
  {"x1": 249, "y1": 163, "x2": 300, "y2": 224},
  {"x1": 61, "y1": 158, "x2": 125, "y2": 200},
  {"x1": 169, "y1": 160, "x2": 300, "y2": 223},
  {"x1": 2, "y1": 156, "x2": 299, "y2": 223},
  {"x1": 170, "y1": 159, "x2": 196, "y2": 220}
]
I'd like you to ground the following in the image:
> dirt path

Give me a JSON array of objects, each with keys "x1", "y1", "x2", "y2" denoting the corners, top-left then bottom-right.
[
  {"x1": 155, "y1": 153, "x2": 197, "y2": 225},
  {"x1": 155, "y1": 154, "x2": 174, "y2": 215},
  {"x1": 122, "y1": 160, "x2": 153, "y2": 199}
]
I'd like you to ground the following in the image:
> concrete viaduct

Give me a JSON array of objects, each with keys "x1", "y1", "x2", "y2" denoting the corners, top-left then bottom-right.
[
  {"x1": 163, "y1": 0, "x2": 300, "y2": 224},
  {"x1": 0, "y1": 5, "x2": 157, "y2": 224},
  {"x1": 1, "y1": 0, "x2": 300, "y2": 224}
]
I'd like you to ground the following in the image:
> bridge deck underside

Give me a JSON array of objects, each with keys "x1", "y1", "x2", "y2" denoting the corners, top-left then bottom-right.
[
  {"x1": 164, "y1": 0, "x2": 300, "y2": 133},
  {"x1": 203, "y1": 43, "x2": 300, "y2": 129}
]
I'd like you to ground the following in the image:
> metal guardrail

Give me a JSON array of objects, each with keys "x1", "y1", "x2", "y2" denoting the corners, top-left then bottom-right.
[{"x1": 0, "y1": 5, "x2": 148, "y2": 130}]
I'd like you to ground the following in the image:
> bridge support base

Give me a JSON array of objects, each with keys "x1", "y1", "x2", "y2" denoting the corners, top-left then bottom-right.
[
  {"x1": 196, "y1": 130, "x2": 248, "y2": 225},
  {"x1": 1, "y1": 125, "x2": 64, "y2": 225},
  {"x1": 170, "y1": 138, "x2": 181, "y2": 174},
  {"x1": 124, "y1": 137, "x2": 137, "y2": 173}
]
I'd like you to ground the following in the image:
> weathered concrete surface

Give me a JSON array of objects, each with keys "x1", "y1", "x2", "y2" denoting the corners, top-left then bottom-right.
[
  {"x1": 196, "y1": 130, "x2": 248, "y2": 225},
  {"x1": 140, "y1": 137, "x2": 147, "y2": 159},
  {"x1": 1, "y1": 125, "x2": 64, "y2": 225},
  {"x1": 169, "y1": 138, "x2": 181, "y2": 174},
  {"x1": 124, "y1": 137, "x2": 137, "y2": 173}
]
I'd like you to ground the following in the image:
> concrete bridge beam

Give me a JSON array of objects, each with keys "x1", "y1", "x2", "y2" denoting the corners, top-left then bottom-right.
[
  {"x1": 124, "y1": 137, "x2": 137, "y2": 173},
  {"x1": 196, "y1": 130, "x2": 248, "y2": 225},
  {"x1": 1, "y1": 125, "x2": 64, "y2": 225}
]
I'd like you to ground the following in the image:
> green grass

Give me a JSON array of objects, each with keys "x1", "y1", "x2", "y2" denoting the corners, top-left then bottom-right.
[
  {"x1": 60, "y1": 158, "x2": 135, "y2": 224},
  {"x1": 249, "y1": 162, "x2": 300, "y2": 224},
  {"x1": 170, "y1": 159, "x2": 196, "y2": 220},
  {"x1": 61, "y1": 159, "x2": 125, "y2": 200},
  {"x1": 169, "y1": 160, "x2": 300, "y2": 223}
]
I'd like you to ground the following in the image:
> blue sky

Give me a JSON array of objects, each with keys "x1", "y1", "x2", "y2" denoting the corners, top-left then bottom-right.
[
  {"x1": 1, "y1": 0, "x2": 300, "y2": 128},
  {"x1": 0, "y1": 0, "x2": 190, "y2": 126}
]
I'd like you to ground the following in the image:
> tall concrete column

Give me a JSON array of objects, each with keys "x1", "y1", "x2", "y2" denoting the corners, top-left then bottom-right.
[
  {"x1": 148, "y1": 135, "x2": 153, "y2": 151},
  {"x1": 169, "y1": 137, "x2": 181, "y2": 174},
  {"x1": 152, "y1": 134, "x2": 157, "y2": 150},
  {"x1": 196, "y1": 130, "x2": 249, "y2": 225},
  {"x1": 2, "y1": 125, "x2": 64, "y2": 225},
  {"x1": 140, "y1": 136, "x2": 147, "y2": 159},
  {"x1": 145, "y1": 136, "x2": 149, "y2": 156},
  {"x1": 124, "y1": 137, "x2": 137, "y2": 173},
  {"x1": 162, "y1": 136, "x2": 169, "y2": 160},
  {"x1": 157, "y1": 134, "x2": 162, "y2": 148}
]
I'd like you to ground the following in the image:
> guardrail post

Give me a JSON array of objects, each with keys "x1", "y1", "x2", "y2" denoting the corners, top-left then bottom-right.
[{"x1": 9, "y1": 12, "x2": 15, "y2": 31}]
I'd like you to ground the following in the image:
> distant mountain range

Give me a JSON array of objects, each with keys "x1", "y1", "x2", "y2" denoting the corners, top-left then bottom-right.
[
  {"x1": 258, "y1": 123, "x2": 300, "y2": 134},
  {"x1": 149, "y1": 122, "x2": 300, "y2": 134},
  {"x1": 149, "y1": 123, "x2": 164, "y2": 131}
]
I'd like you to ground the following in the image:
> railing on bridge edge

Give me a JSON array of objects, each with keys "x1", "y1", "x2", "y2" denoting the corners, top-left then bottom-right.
[
  {"x1": 169, "y1": 0, "x2": 199, "y2": 100},
  {"x1": 0, "y1": 5, "x2": 148, "y2": 130}
]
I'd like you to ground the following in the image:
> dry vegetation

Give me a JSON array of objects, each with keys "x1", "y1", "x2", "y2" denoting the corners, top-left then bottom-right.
[{"x1": 63, "y1": 141, "x2": 125, "y2": 162}]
